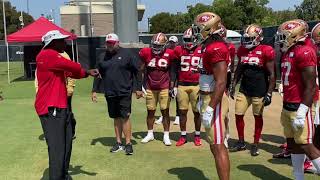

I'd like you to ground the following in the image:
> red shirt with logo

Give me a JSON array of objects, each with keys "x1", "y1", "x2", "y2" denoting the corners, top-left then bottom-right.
[
  {"x1": 174, "y1": 46, "x2": 202, "y2": 83},
  {"x1": 281, "y1": 45, "x2": 318, "y2": 103},
  {"x1": 35, "y1": 49, "x2": 87, "y2": 115},
  {"x1": 236, "y1": 44, "x2": 275, "y2": 97},
  {"x1": 202, "y1": 41, "x2": 229, "y2": 74},
  {"x1": 139, "y1": 48, "x2": 177, "y2": 90},
  {"x1": 237, "y1": 45, "x2": 275, "y2": 67}
]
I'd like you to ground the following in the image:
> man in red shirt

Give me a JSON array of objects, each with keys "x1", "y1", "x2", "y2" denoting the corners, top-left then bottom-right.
[
  {"x1": 174, "y1": 27, "x2": 202, "y2": 146},
  {"x1": 303, "y1": 22, "x2": 320, "y2": 174},
  {"x1": 230, "y1": 24, "x2": 276, "y2": 156},
  {"x1": 277, "y1": 20, "x2": 320, "y2": 179},
  {"x1": 195, "y1": 12, "x2": 230, "y2": 180},
  {"x1": 36, "y1": 30, "x2": 98, "y2": 180},
  {"x1": 139, "y1": 33, "x2": 177, "y2": 146}
]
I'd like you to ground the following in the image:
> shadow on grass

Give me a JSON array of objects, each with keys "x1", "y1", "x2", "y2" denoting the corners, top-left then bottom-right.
[
  {"x1": 238, "y1": 164, "x2": 292, "y2": 180},
  {"x1": 90, "y1": 137, "x2": 137, "y2": 147},
  {"x1": 261, "y1": 134, "x2": 286, "y2": 144},
  {"x1": 268, "y1": 158, "x2": 291, "y2": 165},
  {"x1": 41, "y1": 165, "x2": 97, "y2": 180},
  {"x1": 168, "y1": 167, "x2": 209, "y2": 180},
  {"x1": 11, "y1": 75, "x2": 34, "y2": 82}
]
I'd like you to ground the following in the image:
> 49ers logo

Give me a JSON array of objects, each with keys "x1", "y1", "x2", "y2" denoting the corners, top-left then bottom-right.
[
  {"x1": 284, "y1": 22, "x2": 300, "y2": 30},
  {"x1": 198, "y1": 15, "x2": 212, "y2": 23}
]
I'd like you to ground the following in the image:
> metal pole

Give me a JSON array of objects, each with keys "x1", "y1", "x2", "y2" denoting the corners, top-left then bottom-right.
[
  {"x1": 27, "y1": 0, "x2": 29, "y2": 14},
  {"x1": 3, "y1": 1, "x2": 10, "y2": 84},
  {"x1": 89, "y1": 0, "x2": 93, "y2": 37}
]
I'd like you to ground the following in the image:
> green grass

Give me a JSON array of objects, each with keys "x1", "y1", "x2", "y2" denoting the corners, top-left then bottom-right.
[{"x1": 0, "y1": 62, "x2": 319, "y2": 180}]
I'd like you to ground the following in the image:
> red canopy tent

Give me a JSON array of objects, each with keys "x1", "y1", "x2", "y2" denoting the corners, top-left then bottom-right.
[
  {"x1": 6, "y1": 17, "x2": 78, "y2": 81},
  {"x1": 8, "y1": 17, "x2": 77, "y2": 42}
]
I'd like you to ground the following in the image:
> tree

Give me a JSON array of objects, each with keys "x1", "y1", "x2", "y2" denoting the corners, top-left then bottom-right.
[
  {"x1": 212, "y1": 0, "x2": 245, "y2": 30},
  {"x1": 149, "y1": 12, "x2": 176, "y2": 33},
  {"x1": 295, "y1": 0, "x2": 320, "y2": 21},
  {"x1": 0, "y1": 1, "x2": 34, "y2": 39}
]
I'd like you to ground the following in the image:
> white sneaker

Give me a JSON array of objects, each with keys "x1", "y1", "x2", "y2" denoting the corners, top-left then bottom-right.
[
  {"x1": 173, "y1": 116, "x2": 180, "y2": 125},
  {"x1": 155, "y1": 116, "x2": 163, "y2": 124},
  {"x1": 163, "y1": 135, "x2": 172, "y2": 146},
  {"x1": 141, "y1": 134, "x2": 154, "y2": 143}
]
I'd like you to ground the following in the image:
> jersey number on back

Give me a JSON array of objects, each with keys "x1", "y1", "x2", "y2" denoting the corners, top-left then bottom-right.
[{"x1": 180, "y1": 56, "x2": 200, "y2": 72}]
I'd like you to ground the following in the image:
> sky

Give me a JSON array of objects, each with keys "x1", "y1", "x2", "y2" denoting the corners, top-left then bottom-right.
[{"x1": 9, "y1": 0, "x2": 303, "y2": 31}]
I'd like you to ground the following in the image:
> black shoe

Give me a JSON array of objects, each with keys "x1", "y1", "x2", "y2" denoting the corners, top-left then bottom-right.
[
  {"x1": 110, "y1": 142, "x2": 124, "y2": 153},
  {"x1": 250, "y1": 144, "x2": 260, "y2": 156},
  {"x1": 229, "y1": 140, "x2": 246, "y2": 152},
  {"x1": 125, "y1": 143, "x2": 133, "y2": 155}
]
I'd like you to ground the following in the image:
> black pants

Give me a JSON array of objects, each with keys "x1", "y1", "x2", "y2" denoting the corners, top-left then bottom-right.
[
  {"x1": 67, "y1": 96, "x2": 76, "y2": 137},
  {"x1": 39, "y1": 108, "x2": 73, "y2": 180}
]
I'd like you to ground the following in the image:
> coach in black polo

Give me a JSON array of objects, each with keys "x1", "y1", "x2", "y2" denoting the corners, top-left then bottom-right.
[{"x1": 92, "y1": 33, "x2": 143, "y2": 155}]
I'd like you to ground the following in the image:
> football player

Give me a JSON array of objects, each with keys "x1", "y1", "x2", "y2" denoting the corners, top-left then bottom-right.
[
  {"x1": 230, "y1": 24, "x2": 276, "y2": 156},
  {"x1": 139, "y1": 33, "x2": 177, "y2": 146},
  {"x1": 276, "y1": 19, "x2": 320, "y2": 179},
  {"x1": 155, "y1": 35, "x2": 180, "y2": 125},
  {"x1": 303, "y1": 22, "x2": 320, "y2": 174},
  {"x1": 174, "y1": 26, "x2": 202, "y2": 146},
  {"x1": 195, "y1": 12, "x2": 230, "y2": 180}
]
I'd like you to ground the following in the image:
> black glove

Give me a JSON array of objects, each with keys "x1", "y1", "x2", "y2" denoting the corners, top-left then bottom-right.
[{"x1": 263, "y1": 93, "x2": 272, "y2": 106}]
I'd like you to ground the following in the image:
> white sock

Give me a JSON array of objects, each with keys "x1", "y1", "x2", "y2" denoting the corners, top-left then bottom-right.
[
  {"x1": 164, "y1": 131, "x2": 169, "y2": 137},
  {"x1": 311, "y1": 157, "x2": 320, "y2": 173},
  {"x1": 291, "y1": 154, "x2": 305, "y2": 180},
  {"x1": 195, "y1": 131, "x2": 201, "y2": 136},
  {"x1": 147, "y1": 130, "x2": 153, "y2": 136},
  {"x1": 181, "y1": 131, "x2": 187, "y2": 136}
]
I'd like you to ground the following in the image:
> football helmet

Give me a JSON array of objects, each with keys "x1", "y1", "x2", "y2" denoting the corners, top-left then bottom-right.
[
  {"x1": 311, "y1": 22, "x2": 320, "y2": 44},
  {"x1": 276, "y1": 20, "x2": 307, "y2": 52},
  {"x1": 242, "y1": 24, "x2": 263, "y2": 49},
  {"x1": 151, "y1": 33, "x2": 168, "y2": 55},
  {"x1": 194, "y1": 12, "x2": 223, "y2": 41},
  {"x1": 182, "y1": 26, "x2": 199, "y2": 50}
]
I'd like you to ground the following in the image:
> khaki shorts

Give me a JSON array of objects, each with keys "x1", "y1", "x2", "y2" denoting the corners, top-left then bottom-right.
[
  {"x1": 177, "y1": 85, "x2": 199, "y2": 112},
  {"x1": 235, "y1": 92, "x2": 264, "y2": 116},
  {"x1": 199, "y1": 93, "x2": 229, "y2": 144},
  {"x1": 281, "y1": 108, "x2": 314, "y2": 144},
  {"x1": 146, "y1": 89, "x2": 170, "y2": 111}
]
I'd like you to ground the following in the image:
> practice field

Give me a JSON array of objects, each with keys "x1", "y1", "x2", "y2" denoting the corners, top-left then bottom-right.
[{"x1": 0, "y1": 62, "x2": 318, "y2": 180}]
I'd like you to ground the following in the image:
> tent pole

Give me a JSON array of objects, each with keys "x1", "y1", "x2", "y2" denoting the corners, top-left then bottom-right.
[
  {"x1": 71, "y1": 40, "x2": 75, "y2": 62},
  {"x1": 3, "y1": 1, "x2": 10, "y2": 84}
]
